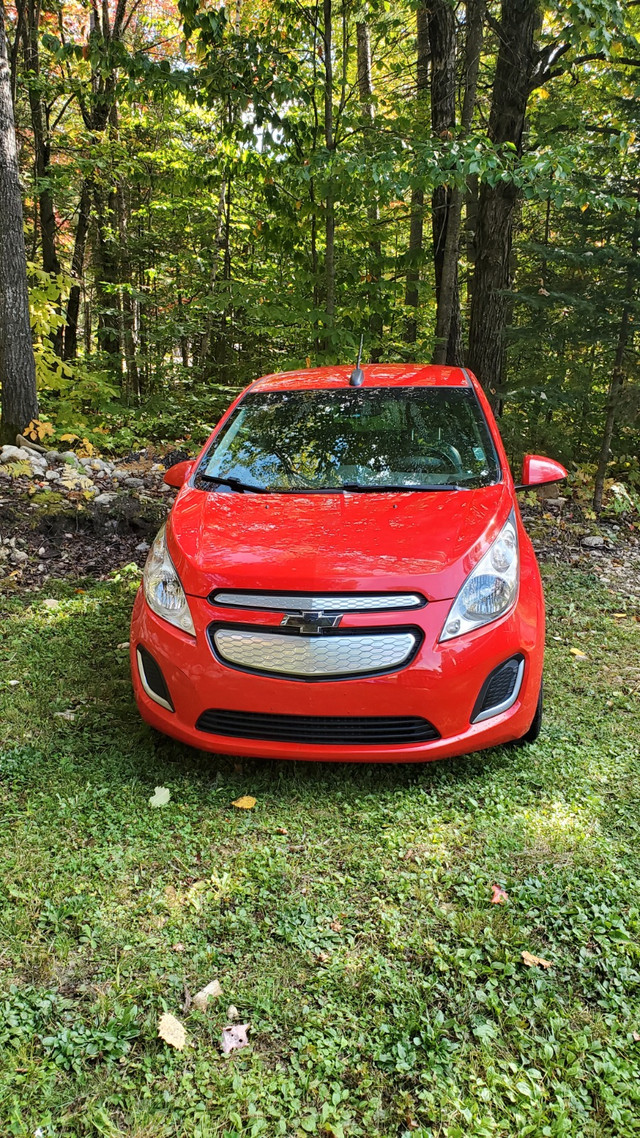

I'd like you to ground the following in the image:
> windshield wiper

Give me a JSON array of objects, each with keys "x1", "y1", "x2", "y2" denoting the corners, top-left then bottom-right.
[
  {"x1": 200, "y1": 474, "x2": 270, "y2": 493},
  {"x1": 339, "y1": 482, "x2": 462, "y2": 493}
]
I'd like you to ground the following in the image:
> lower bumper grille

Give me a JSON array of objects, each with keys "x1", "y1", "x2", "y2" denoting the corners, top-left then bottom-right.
[
  {"x1": 471, "y1": 654, "x2": 524, "y2": 723},
  {"x1": 195, "y1": 709, "x2": 440, "y2": 745}
]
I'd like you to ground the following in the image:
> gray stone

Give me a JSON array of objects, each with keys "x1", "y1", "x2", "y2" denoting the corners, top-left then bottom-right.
[
  {"x1": 582, "y1": 535, "x2": 605, "y2": 549},
  {"x1": 124, "y1": 476, "x2": 144, "y2": 489},
  {"x1": 135, "y1": 541, "x2": 150, "y2": 552},
  {"x1": 11, "y1": 549, "x2": 28, "y2": 563},
  {"x1": 94, "y1": 492, "x2": 117, "y2": 506},
  {"x1": 45, "y1": 470, "x2": 60, "y2": 481},
  {"x1": 1, "y1": 445, "x2": 32, "y2": 463}
]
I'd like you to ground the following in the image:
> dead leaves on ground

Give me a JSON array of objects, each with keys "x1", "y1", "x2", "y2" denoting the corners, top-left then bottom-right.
[
  {"x1": 158, "y1": 1012, "x2": 186, "y2": 1050},
  {"x1": 149, "y1": 786, "x2": 171, "y2": 808},
  {"x1": 521, "y1": 950, "x2": 553, "y2": 969},
  {"x1": 490, "y1": 884, "x2": 509, "y2": 904},
  {"x1": 193, "y1": 979, "x2": 222, "y2": 1012},
  {"x1": 221, "y1": 1023, "x2": 250, "y2": 1054},
  {"x1": 232, "y1": 795, "x2": 256, "y2": 810}
]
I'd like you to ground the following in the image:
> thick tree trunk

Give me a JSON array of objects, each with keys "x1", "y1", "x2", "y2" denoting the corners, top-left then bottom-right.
[
  {"x1": 63, "y1": 179, "x2": 91, "y2": 360},
  {"x1": 428, "y1": 0, "x2": 462, "y2": 364},
  {"x1": 24, "y1": 0, "x2": 59, "y2": 278},
  {"x1": 0, "y1": 0, "x2": 38, "y2": 444},
  {"x1": 404, "y1": 3, "x2": 429, "y2": 344},
  {"x1": 593, "y1": 207, "x2": 640, "y2": 514},
  {"x1": 466, "y1": 0, "x2": 539, "y2": 393},
  {"x1": 94, "y1": 185, "x2": 121, "y2": 366},
  {"x1": 462, "y1": 0, "x2": 484, "y2": 317},
  {"x1": 323, "y1": 0, "x2": 335, "y2": 339},
  {"x1": 356, "y1": 17, "x2": 382, "y2": 358}
]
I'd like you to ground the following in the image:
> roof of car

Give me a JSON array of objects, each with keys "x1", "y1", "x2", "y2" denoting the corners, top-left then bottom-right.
[{"x1": 250, "y1": 364, "x2": 472, "y2": 392}]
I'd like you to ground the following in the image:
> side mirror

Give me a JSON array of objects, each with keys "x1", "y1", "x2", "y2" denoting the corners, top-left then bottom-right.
[
  {"x1": 163, "y1": 460, "x2": 194, "y2": 489},
  {"x1": 518, "y1": 454, "x2": 568, "y2": 489}
]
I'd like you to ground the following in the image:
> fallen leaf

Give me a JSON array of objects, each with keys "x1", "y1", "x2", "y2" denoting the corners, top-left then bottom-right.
[
  {"x1": 158, "y1": 1012, "x2": 186, "y2": 1050},
  {"x1": 275, "y1": 826, "x2": 288, "y2": 835},
  {"x1": 221, "y1": 1023, "x2": 249, "y2": 1053},
  {"x1": 192, "y1": 979, "x2": 222, "y2": 1011},
  {"x1": 632, "y1": 1031, "x2": 640, "y2": 1042},
  {"x1": 54, "y1": 709, "x2": 76, "y2": 722},
  {"x1": 164, "y1": 884, "x2": 179, "y2": 907},
  {"x1": 521, "y1": 950, "x2": 553, "y2": 969},
  {"x1": 117, "y1": 641, "x2": 130, "y2": 650},
  {"x1": 612, "y1": 613, "x2": 627, "y2": 619},
  {"x1": 490, "y1": 884, "x2": 509, "y2": 904},
  {"x1": 8, "y1": 679, "x2": 19, "y2": 687},
  {"x1": 330, "y1": 920, "x2": 343, "y2": 932},
  {"x1": 569, "y1": 647, "x2": 588, "y2": 660},
  {"x1": 149, "y1": 786, "x2": 171, "y2": 808},
  {"x1": 315, "y1": 951, "x2": 330, "y2": 963},
  {"x1": 172, "y1": 942, "x2": 185, "y2": 952},
  {"x1": 232, "y1": 795, "x2": 256, "y2": 810},
  {"x1": 227, "y1": 1004, "x2": 239, "y2": 1021}
]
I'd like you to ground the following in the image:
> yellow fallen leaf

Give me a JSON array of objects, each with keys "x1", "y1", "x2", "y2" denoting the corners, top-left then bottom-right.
[
  {"x1": 521, "y1": 950, "x2": 552, "y2": 969},
  {"x1": 612, "y1": 613, "x2": 627, "y2": 619},
  {"x1": 569, "y1": 648, "x2": 588, "y2": 660},
  {"x1": 158, "y1": 1012, "x2": 186, "y2": 1050},
  {"x1": 232, "y1": 796, "x2": 256, "y2": 810}
]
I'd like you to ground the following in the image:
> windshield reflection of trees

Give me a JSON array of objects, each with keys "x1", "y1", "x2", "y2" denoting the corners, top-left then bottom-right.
[{"x1": 205, "y1": 389, "x2": 498, "y2": 489}]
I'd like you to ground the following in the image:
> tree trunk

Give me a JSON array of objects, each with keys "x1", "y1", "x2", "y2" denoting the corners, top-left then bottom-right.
[
  {"x1": 428, "y1": 0, "x2": 462, "y2": 364},
  {"x1": 23, "y1": 0, "x2": 59, "y2": 278},
  {"x1": 356, "y1": 17, "x2": 382, "y2": 359},
  {"x1": 94, "y1": 184, "x2": 121, "y2": 367},
  {"x1": 63, "y1": 179, "x2": 91, "y2": 360},
  {"x1": 404, "y1": 3, "x2": 429, "y2": 343},
  {"x1": 593, "y1": 206, "x2": 640, "y2": 514},
  {"x1": 323, "y1": 0, "x2": 335, "y2": 341},
  {"x1": 466, "y1": 0, "x2": 540, "y2": 393},
  {"x1": 0, "y1": 0, "x2": 38, "y2": 444},
  {"x1": 462, "y1": 0, "x2": 484, "y2": 317}
]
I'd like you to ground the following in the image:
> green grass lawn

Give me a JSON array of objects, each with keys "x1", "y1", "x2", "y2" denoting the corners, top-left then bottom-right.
[{"x1": 1, "y1": 564, "x2": 639, "y2": 1138}]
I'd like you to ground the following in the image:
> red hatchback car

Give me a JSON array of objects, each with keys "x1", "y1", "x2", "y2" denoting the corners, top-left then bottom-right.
[{"x1": 130, "y1": 364, "x2": 567, "y2": 763}]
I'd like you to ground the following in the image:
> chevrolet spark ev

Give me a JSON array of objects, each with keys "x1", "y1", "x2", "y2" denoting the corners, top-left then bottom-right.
[{"x1": 130, "y1": 364, "x2": 567, "y2": 762}]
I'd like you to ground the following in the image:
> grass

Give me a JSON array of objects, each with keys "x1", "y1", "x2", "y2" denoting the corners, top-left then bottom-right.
[{"x1": 0, "y1": 561, "x2": 639, "y2": 1137}]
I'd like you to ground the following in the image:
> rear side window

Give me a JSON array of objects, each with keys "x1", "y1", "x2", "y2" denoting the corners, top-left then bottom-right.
[{"x1": 197, "y1": 386, "x2": 501, "y2": 492}]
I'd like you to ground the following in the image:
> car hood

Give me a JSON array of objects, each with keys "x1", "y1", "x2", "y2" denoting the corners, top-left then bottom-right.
[{"x1": 167, "y1": 483, "x2": 513, "y2": 602}]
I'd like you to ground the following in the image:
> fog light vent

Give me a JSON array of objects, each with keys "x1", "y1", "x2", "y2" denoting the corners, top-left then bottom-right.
[
  {"x1": 471, "y1": 655, "x2": 524, "y2": 724},
  {"x1": 137, "y1": 646, "x2": 174, "y2": 712}
]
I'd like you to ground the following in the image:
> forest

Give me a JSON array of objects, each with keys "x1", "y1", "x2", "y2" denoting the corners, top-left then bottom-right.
[{"x1": 1, "y1": 0, "x2": 640, "y2": 510}]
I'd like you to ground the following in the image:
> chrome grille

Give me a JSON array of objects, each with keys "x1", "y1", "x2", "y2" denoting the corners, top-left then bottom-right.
[
  {"x1": 211, "y1": 591, "x2": 424, "y2": 612},
  {"x1": 211, "y1": 627, "x2": 419, "y2": 678}
]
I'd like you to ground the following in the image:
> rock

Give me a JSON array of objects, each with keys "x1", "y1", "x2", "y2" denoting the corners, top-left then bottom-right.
[
  {"x1": 150, "y1": 462, "x2": 165, "y2": 473},
  {"x1": 124, "y1": 476, "x2": 144, "y2": 489},
  {"x1": 582, "y1": 535, "x2": 605, "y2": 549},
  {"x1": 61, "y1": 451, "x2": 80, "y2": 465},
  {"x1": 94, "y1": 492, "x2": 117, "y2": 506},
  {"x1": 1, "y1": 445, "x2": 32, "y2": 463},
  {"x1": 45, "y1": 470, "x2": 60, "y2": 481},
  {"x1": 11, "y1": 549, "x2": 28, "y2": 563},
  {"x1": 16, "y1": 434, "x2": 48, "y2": 453},
  {"x1": 545, "y1": 497, "x2": 566, "y2": 508},
  {"x1": 45, "y1": 450, "x2": 63, "y2": 462},
  {"x1": 135, "y1": 541, "x2": 150, "y2": 552}
]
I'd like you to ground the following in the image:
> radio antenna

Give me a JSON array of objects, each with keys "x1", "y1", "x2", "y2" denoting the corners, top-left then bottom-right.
[{"x1": 349, "y1": 334, "x2": 365, "y2": 387}]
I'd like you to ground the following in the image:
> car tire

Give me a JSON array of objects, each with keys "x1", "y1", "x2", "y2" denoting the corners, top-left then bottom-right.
[{"x1": 516, "y1": 679, "x2": 543, "y2": 745}]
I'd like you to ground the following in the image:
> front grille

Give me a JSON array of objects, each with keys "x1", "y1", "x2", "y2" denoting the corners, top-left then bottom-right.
[
  {"x1": 210, "y1": 590, "x2": 425, "y2": 612},
  {"x1": 196, "y1": 709, "x2": 440, "y2": 745},
  {"x1": 210, "y1": 625, "x2": 420, "y2": 679},
  {"x1": 471, "y1": 655, "x2": 524, "y2": 723}
]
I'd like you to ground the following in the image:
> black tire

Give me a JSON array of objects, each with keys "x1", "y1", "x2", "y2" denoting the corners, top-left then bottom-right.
[{"x1": 517, "y1": 679, "x2": 543, "y2": 745}]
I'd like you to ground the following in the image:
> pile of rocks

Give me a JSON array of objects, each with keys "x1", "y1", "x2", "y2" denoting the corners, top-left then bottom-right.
[{"x1": 0, "y1": 443, "x2": 170, "y2": 504}]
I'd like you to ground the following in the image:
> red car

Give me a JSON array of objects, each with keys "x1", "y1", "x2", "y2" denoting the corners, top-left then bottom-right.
[{"x1": 130, "y1": 364, "x2": 567, "y2": 763}]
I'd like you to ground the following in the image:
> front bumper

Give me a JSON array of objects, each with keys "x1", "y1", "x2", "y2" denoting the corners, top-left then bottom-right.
[{"x1": 130, "y1": 560, "x2": 544, "y2": 763}]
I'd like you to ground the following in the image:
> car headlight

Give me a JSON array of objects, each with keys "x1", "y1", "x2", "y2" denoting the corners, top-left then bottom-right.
[
  {"x1": 143, "y1": 524, "x2": 195, "y2": 636},
  {"x1": 440, "y1": 512, "x2": 519, "y2": 641}
]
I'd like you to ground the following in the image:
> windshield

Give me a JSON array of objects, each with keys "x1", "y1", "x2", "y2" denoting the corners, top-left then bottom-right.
[{"x1": 196, "y1": 386, "x2": 501, "y2": 492}]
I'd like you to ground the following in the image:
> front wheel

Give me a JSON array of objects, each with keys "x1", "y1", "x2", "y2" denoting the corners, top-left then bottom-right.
[{"x1": 516, "y1": 679, "x2": 543, "y2": 745}]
